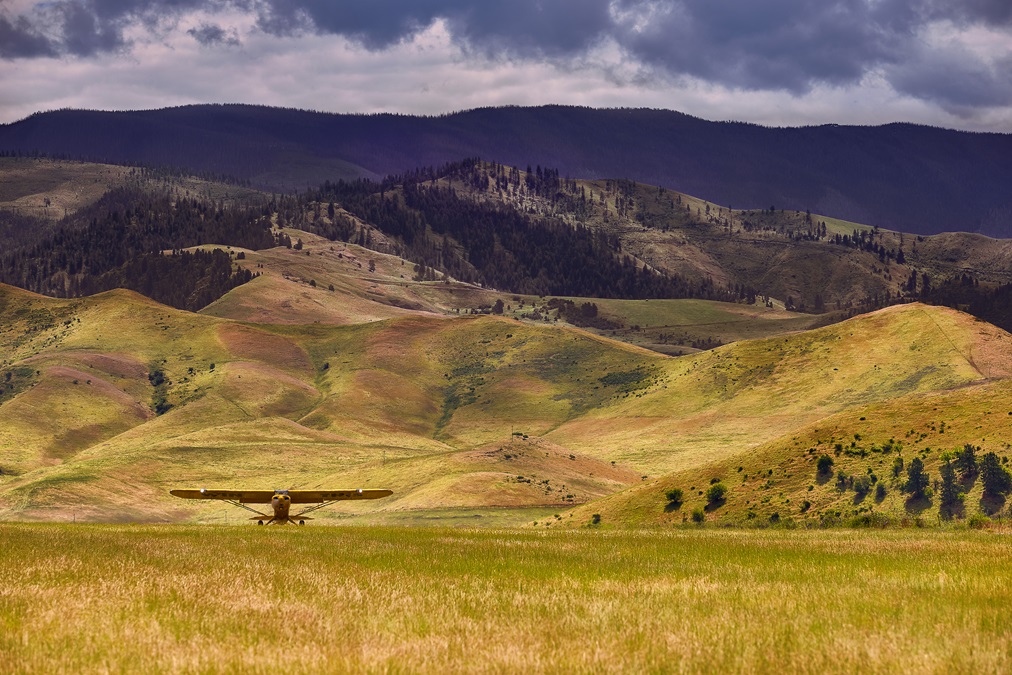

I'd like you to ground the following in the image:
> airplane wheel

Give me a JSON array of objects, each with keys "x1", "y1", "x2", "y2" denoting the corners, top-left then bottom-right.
[
  {"x1": 257, "y1": 520, "x2": 264, "y2": 525},
  {"x1": 299, "y1": 520, "x2": 305, "y2": 526}
]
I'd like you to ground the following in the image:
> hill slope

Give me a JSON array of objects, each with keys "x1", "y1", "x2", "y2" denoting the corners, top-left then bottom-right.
[
  {"x1": 2, "y1": 264, "x2": 1009, "y2": 526},
  {"x1": 3, "y1": 105, "x2": 1012, "y2": 234}
]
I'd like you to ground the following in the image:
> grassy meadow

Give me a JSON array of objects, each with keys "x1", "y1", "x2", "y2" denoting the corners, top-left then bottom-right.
[{"x1": 3, "y1": 524, "x2": 1012, "y2": 673}]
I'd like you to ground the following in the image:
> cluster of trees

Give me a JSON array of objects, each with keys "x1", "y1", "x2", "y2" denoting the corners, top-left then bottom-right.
[
  {"x1": 934, "y1": 445, "x2": 1012, "y2": 515},
  {"x1": 919, "y1": 274, "x2": 1012, "y2": 332},
  {"x1": 829, "y1": 228, "x2": 904, "y2": 265},
  {"x1": 817, "y1": 445, "x2": 1012, "y2": 521},
  {"x1": 544, "y1": 299, "x2": 620, "y2": 329},
  {"x1": 83, "y1": 249, "x2": 256, "y2": 311},
  {"x1": 0, "y1": 186, "x2": 273, "y2": 310}
]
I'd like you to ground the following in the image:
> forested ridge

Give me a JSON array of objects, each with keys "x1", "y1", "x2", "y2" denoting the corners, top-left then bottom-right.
[
  {"x1": 3, "y1": 157, "x2": 1012, "y2": 332},
  {"x1": 0, "y1": 185, "x2": 273, "y2": 311},
  {"x1": 299, "y1": 160, "x2": 734, "y2": 301}
]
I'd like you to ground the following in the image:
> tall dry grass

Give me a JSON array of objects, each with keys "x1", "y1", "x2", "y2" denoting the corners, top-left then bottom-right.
[{"x1": 2, "y1": 525, "x2": 1011, "y2": 673}]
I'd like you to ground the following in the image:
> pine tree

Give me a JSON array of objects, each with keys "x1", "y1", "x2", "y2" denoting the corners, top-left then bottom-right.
[
  {"x1": 938, "y1": 461, "x2": 962, "y2": 511},
  {"x1": 904, "y1": 457, "x2": 930, "y2": 497},
  {"x1": 980, "y1": 452, "x2": 1012, "y2": 497}
]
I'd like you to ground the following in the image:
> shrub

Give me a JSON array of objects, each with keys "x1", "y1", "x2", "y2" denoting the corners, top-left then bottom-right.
[
  {"x1": 705, "y1": 482, "x2": 727, "y2": 505},
  {"x1": 853, "y1": 476, "x2": 872, "y2": 495},
  {"x1": 891, "y1": 456, "x2": 904, "y2": 477},
  {"x1": 836, "y1": 470, "x2": 850, "y2": 490},
  {"x1": 816, "y1": 454, "x2": 834, "y2": 474},
  {"x1": 591, "y1": 514, "x2": 601, "y2": 525},
  {"x1": 665, "y1": 488, "x2": 684, "y2": 504},
  {"x1": 691, "y1": 508, "x2": 705, "y2": 523},
  {"x1": 875, "y1": 483, "x2": 887, "y2": 500},
  {"x1": 968, "y1": 513, "x2": 991, "y2": 529}
]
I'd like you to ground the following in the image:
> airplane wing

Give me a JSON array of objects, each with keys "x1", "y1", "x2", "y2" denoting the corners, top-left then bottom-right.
[
  {"x1": 288, "y1": 489, "x2": 393, "y2": 503},
  {"x1": 170, "y1": 489, "x2": 393, "y2": 503},
  {"x1": 170, "y1": 489, "x2": 275, "y2": 503}
]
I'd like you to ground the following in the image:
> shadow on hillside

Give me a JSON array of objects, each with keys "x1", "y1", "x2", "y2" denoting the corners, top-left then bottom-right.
[
  {"x1": 939, "y1": 501, "x2": 966, "y2": 521},
  {"x1": 703, "y1": 498, "x2": 725, "y2": 513},
  {"x1": 852, "y1": 491, "x2": 869, "y2": 506},
  {"x1": 816, "y1": 471, "x2": 833, "y2": 486},
  {"x1": 979, "y1": 493, "x2": 1006, "y2": 516},
  {"x1": 664, "y1": 501, "x2": 683, "y2": 513},
  {"x1": 959, "y1": 473, "x2": 978, "y2": 493},
  {"x1": 904, "y1": 494, "x2": 932, "y2": 515}
]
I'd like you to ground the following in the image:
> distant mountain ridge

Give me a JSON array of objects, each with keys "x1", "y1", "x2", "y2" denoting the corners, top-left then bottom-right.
[{"x1": 3, "y1": 104, "x2": 1012, "y2": 236}]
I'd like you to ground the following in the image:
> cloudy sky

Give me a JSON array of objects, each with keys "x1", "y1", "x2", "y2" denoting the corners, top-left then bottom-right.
[{"x1": 2, "y1": 0, "x2": 1012, "y2": 131}]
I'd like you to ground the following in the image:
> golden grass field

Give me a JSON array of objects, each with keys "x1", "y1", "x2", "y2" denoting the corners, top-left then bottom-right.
[{"x1": 3, "y1": 524, "x2": 1012, "y2": 674}]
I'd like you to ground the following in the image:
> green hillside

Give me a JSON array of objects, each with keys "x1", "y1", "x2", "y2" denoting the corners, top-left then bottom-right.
[{"x1": 3, "y1": 264, "x2": 1009, "y2": 527}]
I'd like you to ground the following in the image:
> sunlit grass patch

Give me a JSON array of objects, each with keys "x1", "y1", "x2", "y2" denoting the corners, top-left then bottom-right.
[{"x1": 2, "y1": 525, "x2": 1011, "y2": 673}]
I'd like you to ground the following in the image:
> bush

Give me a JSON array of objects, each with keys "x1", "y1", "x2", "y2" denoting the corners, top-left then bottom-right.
[
  {"x1": 968, "y1": 513, "x2": 991, "y2": 529},
  {"x1": 665, "y1": 488, "x2": 684, "y2": 504},
  {"x1": 705, "y1": 482, "x2": 727, "y2": 505},
  {"x1": 853, "y1": 476, "x2": 872, "y2": 495},
  {"x1": 875, "y1": 483, "x2": 887, "y2": 500},
  {"x1": 591, "y1": 514, "x2": 601, "y2": 525},
  {"x1": 691, "y1": 508, "x2": 705, "y2": 523},
  {"x1": 816, "y1": 454, "x2": 834, "y2": 474},
  {"x1": 836, "y1": 470, "x2": 850, "y2": 490}
]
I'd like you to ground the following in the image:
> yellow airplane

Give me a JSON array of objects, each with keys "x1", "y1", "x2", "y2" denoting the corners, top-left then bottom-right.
[{"x1": 170, "y1": 488, "x2": 393, "y2": 525}]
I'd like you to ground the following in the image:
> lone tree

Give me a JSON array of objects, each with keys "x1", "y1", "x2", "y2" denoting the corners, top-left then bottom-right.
[
  {"x1": 816, "y1": 454, "x2": 834, "y2": 475},
  {"x1": 705, "y1": 482, "x2": 727, "y2": 506},
  {"x1": 980, "y1": 452, "x2": 1012, "y2": 497},
  {"x1": 904, "y1": 457, "x2": 930, "y2": 498}
]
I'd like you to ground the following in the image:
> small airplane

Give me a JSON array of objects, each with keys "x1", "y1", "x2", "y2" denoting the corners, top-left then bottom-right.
[{"x1": 170, "y1": 488, "x2": 393, "y2": 525}]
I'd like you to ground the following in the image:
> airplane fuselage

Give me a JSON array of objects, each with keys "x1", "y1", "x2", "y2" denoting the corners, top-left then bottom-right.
[{"x1": 259, "y1": 491, "x2": 303, "y2": 525}]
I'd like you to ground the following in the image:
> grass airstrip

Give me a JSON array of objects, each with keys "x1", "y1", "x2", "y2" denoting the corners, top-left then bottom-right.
[{"x1": 3, "y1": 524, "x2": 1012, "y2": 673}]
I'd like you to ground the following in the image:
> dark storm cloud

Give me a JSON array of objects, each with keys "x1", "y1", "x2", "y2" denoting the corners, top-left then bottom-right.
[
  {"x1": 611, "y1": 0, "x2": 898, "y2": 93},
  {"x1": 187, "y1": 22, "x2": 241, "y2": 47},
  {"x1": 58, "y1": 0, "x2": 126, "y2": 55},
  {"x1": 0, "y1": 14, "x2": 57, "y2": 58},
  {"x1": 888, "y1": 48, "x2": 1012, "y2": 112},
  {"x1": 3, "y1": 0, "x2": 1012, "y2": 112},
  {"x1": 246, "y1": 0, "x2": 1012, "y2": 103},
  {"x1": 252, "y1": 0, "x2": 615, "y2": 55}
]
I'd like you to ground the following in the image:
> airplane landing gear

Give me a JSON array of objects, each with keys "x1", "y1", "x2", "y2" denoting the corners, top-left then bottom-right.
[
  {"x1": 299, "y1": 520, "x2": 305, "y2": 526},
  {"x1": 257, "y1": 520, "x2": 264, "y2": 525}
]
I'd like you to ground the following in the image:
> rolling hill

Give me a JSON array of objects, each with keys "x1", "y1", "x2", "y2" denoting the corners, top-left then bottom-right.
[
  {"x1": 2, "y1": 236, "x2": 1010, "y2": 527},
  {"x1": 3, "y1": 155, "x2": 1012, "y2": 528},
  {"x1": 3, "y1": 105, "x2": 1012, "y2": 235}
]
